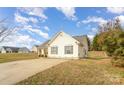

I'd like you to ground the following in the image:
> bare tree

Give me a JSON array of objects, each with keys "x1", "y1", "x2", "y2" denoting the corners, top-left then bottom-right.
[
  {"x1": 98, "y1": 18, "x2": 121, "y2": 33},
  {"x1": 0, "y1": 18, "x2": 21, "y2": 42}
]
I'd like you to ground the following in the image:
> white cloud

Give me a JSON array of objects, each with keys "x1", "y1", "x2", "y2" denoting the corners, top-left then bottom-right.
[
  {"x1": 87, "y1": 34, "x2": 95, "y2": 41},
  {"x1": 76, "y1": 21, "x2": 81, "y2": 27},
  {"x1": 91, "y1": 27, "x2": 97, "y2": 33},
  {"x1": 14, "y1": 9, "x2": 49, "y2": 40},
  {"x1": 15, "y1": 13, "x2": 38, "y2": 24},
  {"x1": 88, "y1": 27, "x2": 98, "y2": 36},
  {"x1": 15, "y1": 13, "x2": 29, "y2": 24},
  {"x1": 107, "y1": 7, "x2": 124, "y2": 14},
  {"x1": 29, "y1": 17, "x2": 38, "y2": 23},
  {"x1": 77, "y1": 16, "x2": 107, "y2": 27},
  {"x1": 82, "y1": 16, "x2": 107, "y2": 24},
  {"x1": 24, "y1": 25, "x2": 49, "y2": 39},
  {"x1": 44, "y1": 26, "x2": 49, "y2": 31},
  {"x1": 0, "y1": 32, "x2": 40, "y2": 49},
  {"x1": 18, "y1": 8, "x2": 47, "y2": 21},
  {"x1": 56, "y1": 7, "x2": 77, "y2": 21}
]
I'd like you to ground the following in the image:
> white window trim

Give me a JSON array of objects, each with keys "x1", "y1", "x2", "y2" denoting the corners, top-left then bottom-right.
[
  {"x1": 51, "y1": 46, "x2": 58, "y2": 54},
  {"x1": 64, "y1": 45, "x2": 73, "y2": 54}
]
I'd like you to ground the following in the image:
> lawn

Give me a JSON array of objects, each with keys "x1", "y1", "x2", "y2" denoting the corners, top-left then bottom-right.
[
  {"x1": 0, "y1": 53, "x2": 39, "y2": 63},
  {"x1": 17, "y1": 51, "x2": 124, "y2": 85}
]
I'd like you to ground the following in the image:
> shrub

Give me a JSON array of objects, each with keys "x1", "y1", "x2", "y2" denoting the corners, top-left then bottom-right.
[
  {"x1": 114, "y1": 47, "x2": 124, "y2": 56},
  {"x1": 111, "y1": 56, "x2": 124, "y2": 67}
]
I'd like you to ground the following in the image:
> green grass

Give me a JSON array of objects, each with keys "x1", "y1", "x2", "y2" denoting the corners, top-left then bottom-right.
[
  {"x1": 0, "y1": 53, "x2": 39, "y2": 63},
  {"x1": 17, "y1": 52, "x2": 124, "y2": 85}
]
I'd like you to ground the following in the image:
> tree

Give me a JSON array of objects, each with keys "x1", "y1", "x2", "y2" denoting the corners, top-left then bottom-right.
[
  {"x1": 92, "y1": 34, "x2": 100, "y2": 51},
  {"x1": 92, "y1": 18, "x2": 124, "y2": 67},
  {"x1": 0, "y1": 18, "x2": 21, "y2": 42}
]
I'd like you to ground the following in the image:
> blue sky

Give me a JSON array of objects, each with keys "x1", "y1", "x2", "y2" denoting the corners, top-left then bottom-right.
[{"x1": 0, "y1": 7, "x2": 124, "y2": 49}]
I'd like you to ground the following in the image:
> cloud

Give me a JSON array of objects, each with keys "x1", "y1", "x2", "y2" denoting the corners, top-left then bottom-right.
[
  {"x1": 87, "y1": 27, "x2": 98, "y2": 37},
  {"x1": 82, "y1": 16, "x2": 107, "y2": 24},
  {"x1": 91, "y1": 27, "x2": 97, "y2": 33},
  {"x1": 56, "y1": 7, "x2": 77, "y2": 21},
  {"x1": 28, "y1": 17, "x2": 38, "y2": 23},
  {"x1": 24, "y1": 25, "x2": 49, "y2": 39},
  {"x1": 15, "y1": 12, "x2": 38, "y2": 24},
  {"x1": 107, "y1": 7, "x2": 124, "y2": 14},
  {"x1": 44, "y1": 26, "x2": 50, "y2": 31},
  {"x1": 77, "y1": 16, "x2": 107, "y2": 27},
  {"x1": 76, "y1": 21, "x2": 81, "y2": 27},
  {"x1": 87, "y1": 34, "x2": 95, "y2": 41},
  {"x1": 15, "y1": 12, "x2": 29, "y2": 24},
  {"x1": 14, "y1": 9, "x2": 49, "y2": 39},
  {"x1": 0, "y1": 32, "x2": 40, "y2": 49},
  {"x1": 18, "y1": 7, "x2": 47, "y2": 21}
]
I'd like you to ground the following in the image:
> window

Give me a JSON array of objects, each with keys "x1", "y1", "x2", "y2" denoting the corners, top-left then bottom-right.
[
  {"x1": 65, "y1": 46, "x2": 73, "y2": 54},
  {"x1": 51, "y1": 46, "x2": 58, "y2": 54}
]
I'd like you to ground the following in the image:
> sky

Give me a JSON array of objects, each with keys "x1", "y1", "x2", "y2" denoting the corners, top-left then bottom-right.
[{"x1": 0, "y1": 7, "x2": 124, "y2": 49}]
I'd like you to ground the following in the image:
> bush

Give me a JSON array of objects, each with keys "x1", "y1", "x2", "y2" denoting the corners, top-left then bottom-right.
[
  {"x1": 111, "y1": 57, "x2": 124, "y2": 67},
  {"x1": 114, "y1": 47, "x2": 124, "y2": 56}
]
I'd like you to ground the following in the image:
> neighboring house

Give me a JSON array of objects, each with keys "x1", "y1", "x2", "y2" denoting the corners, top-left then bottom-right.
[
  {"x1": 38, "y1": 40, "x2": 50, "y2": 57},
  {"x1": 0, "y1": 46, "x2": 19, "y2": 53},
  {"x1": 31, "y1": 45, "x2": 39, "y2": 53},
  {"x1": 18, "y1": 47, "x2": 30, "y2": 53},
  {"x1": 0, "y1": 46, "x2": 30, "y2": 53},
  {"x1": 38, "y1": 31, "x2": 89, "y2": 59}
]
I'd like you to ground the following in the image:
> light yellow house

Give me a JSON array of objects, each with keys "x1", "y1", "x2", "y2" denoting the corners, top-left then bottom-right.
[
  {"x1": 31, "y1": 45, "x2": 39, "y2": 53},
  {"x1": 38, "y1": 31, "x2": 89, "y2": 59}
]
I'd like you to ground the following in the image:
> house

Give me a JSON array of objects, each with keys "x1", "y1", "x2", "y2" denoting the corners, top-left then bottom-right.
[
  {"x1": 0, "y1": 46, "x2": 19, "y2": 53},
  {"x1": 31, "y1": 45, "x2": 39, "y2": 53},
  {"x1": 38, "y1": 31, "x2": 89, "y2": 59},
  {"x1": 18, "y1": 47, "x2": 30, "y2": 53},
  {"x1": 38, "y1": 40, "x2": 50, "y2": 57},
  {"x1": 0, "y1": 46, "x2": 30, "y2": 53}
]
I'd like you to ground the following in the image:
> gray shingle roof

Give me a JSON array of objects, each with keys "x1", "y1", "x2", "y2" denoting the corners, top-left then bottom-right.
[
  {"x1": 18, "y1": 47, "x2": 30, "y2": 52},
  {"x1": 2, "y1": 46, "x2": 19, "y2": 51},
  {"x1": 72, "y1": 35, "x2": 88, "y2": 46},
  {"x1": 1, "y1": 46, "x2": 30, "y2": 52},
  {"x1": 38, "y1": 40, "x2": 50, "y2": 49}
]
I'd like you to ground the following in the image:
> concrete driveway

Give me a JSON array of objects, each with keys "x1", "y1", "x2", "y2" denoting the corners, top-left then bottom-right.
[{"x1": 0, "y1": 58, "x2": 68, "y2": 85}]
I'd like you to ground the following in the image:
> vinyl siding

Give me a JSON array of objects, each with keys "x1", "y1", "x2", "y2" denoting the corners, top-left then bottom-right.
[{"x1": 48, "y1": 32, "x2": 79, "y2": 59}]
